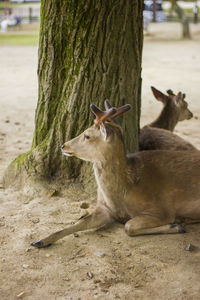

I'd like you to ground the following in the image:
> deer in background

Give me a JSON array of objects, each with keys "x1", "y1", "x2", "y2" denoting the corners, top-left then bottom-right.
[
  {"x1": 139, "y1": 87, "x2": 197, "y2": 151},
  {"x1": 147, "y1": 86, "x2": 193, "y2": 131},
  {"x1": 104, "y1": 99, "x2": 197, "y2": 152},
  {"x1": 31, "y1": 102, "x2": 200, "y2": 248}
]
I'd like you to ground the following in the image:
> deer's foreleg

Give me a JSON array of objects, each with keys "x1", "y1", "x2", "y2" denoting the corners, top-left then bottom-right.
[{"x1": 31, "y1": 206, "x2": 113, "y2": 248}]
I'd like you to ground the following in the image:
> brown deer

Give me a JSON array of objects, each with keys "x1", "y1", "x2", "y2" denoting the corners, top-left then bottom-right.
[
  {"x1": 104, "y1": 99, "x2": 197, "y2": 152},
  {"x1": 139, "y1": 87, "x2": 197, "y2": 151},
  {"x1": 31, "y1": 103, "x2": 200, "y2": 248},
  {"x1": 148, "y1": 86, "x2": 193, "y2": 131}
]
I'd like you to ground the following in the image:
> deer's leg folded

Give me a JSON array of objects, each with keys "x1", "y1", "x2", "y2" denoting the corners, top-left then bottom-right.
[
  {"x1": 125, "y1": 215, "x2": 185, "y2": 236},
  {"x1": 182, "y1": 218, "x2": 200, "y2": 225}
]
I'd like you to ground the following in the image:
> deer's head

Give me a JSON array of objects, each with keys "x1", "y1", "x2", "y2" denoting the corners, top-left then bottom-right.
[
  {"x1": 61, "y1": 102, "x2": 131, "y2": 163},
  {"x1": 151, "y1": 86, "x2": 193, "y2": 121}
]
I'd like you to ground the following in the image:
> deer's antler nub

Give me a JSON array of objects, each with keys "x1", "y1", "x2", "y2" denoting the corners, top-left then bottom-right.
[
  {"x1": 104, "y1": 100, "x2": 131, "y2": 122},
  {"x1": 90, "y1": 104, "x2": 117, "y2": 125}
]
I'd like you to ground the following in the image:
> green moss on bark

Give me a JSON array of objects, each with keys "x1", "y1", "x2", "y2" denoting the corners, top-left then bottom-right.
[{"x1": 5, "y1": 0, "x2": 143, "y2": 188}]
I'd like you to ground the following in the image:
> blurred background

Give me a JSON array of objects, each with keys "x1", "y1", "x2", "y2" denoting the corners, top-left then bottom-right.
[
  {"x1": 0, "y1": 0, "x2": 40, "y2": 44},
  {"x1": 0, "y1": 0, "x2": 200, "y2": 44}
]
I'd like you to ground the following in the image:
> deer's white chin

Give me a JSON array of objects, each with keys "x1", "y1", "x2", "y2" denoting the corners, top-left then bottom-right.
[{"x1": 62, "y1": 152, "x2": 73, "y2": 157}]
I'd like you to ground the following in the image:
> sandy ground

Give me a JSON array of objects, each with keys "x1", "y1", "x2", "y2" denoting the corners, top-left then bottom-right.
[{"x1": 0, "y1": 23, "x2": 200, "y2": 300}]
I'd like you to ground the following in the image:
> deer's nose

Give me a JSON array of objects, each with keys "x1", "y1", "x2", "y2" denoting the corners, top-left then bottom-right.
[{"x1": 61, "y1": 144, "x2": 65, "y2": 149}]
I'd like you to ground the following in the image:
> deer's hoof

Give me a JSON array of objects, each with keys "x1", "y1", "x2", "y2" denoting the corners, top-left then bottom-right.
[
  {"x1": 170, "y1": 223, "x2": 186, "y2": 233},
  {"x1": 31, "y1": 240, "x2": 45, "y2": 248},
  {"x1": 177, "y1": 224, "x2": 186, "y2": 234}
]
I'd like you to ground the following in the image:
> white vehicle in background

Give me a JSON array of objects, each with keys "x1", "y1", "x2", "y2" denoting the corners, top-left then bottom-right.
[{"x1": 143, "y1": 0, "x2": 166, "y2": 30}]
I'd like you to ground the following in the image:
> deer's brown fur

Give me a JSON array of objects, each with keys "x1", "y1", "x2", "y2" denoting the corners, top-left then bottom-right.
[
  {"x1": 139, "y1": 126, "x2": 197, "y2": 151},
  {"x1": 31, "y1": 104, "x2": 200, "y2": 248}
]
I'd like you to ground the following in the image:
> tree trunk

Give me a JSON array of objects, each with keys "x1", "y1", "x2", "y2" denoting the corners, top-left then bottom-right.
[
  {"x1": 4, "y1": 0, "x2": 143, "y2": 187},
  {"x1": 170, "y1": 0, "x2": 191, "y2": 39},
  {"x1": 182, "y1": 17, "x2": 191, "y2": 39}
]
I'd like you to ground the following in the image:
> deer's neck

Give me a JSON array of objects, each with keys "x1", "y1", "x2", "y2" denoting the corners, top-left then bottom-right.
[
  {"x1": 94, "y1": 153, "x2": 127, "y2": 187},
  {"x1": 149, "y1": 105, "x2": 178, "y2": 132},
  {"x1": 93, "y1": 149, "x2": 128, "y2": 199},
  {"x1": 93, "y1": 152, "x2": 130, "y2": 221}
]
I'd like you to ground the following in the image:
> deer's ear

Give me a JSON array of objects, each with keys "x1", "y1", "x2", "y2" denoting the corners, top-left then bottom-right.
[
  {"x1": 151, "y1": 86, "x2": 167, "y2": 104},
  {"x1": 175, "y1": 92, "x2": 182, "y2": 105}
]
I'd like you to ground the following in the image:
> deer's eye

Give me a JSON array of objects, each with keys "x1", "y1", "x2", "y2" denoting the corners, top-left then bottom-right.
[{"x1": 84, "y1": 135, "x2": 90, "y2": 140}]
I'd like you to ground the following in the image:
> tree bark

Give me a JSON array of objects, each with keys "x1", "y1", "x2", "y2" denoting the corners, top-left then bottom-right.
[{"x1": 5, "y1": 0, "x2": 143, "y2": 186}]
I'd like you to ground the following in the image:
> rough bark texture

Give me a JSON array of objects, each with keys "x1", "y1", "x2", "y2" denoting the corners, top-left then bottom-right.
[{"x1": 5, "y1": 0, "x2": 143, "y2": 186}]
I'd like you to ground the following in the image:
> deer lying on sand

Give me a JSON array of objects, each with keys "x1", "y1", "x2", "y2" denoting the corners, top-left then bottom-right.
[
  {"x1": 139, "y1": 87, "x2": 197, "y2": 151},
  {"x1": 31, "y1": 103, "x2": 200, "y2": 248},
  {"x1": 104, "y1": 98, "x2": 197, "y2": 152}
]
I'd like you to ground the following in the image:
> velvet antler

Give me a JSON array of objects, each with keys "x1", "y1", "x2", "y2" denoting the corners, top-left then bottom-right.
[
  {"x1": 90, "y1": 104, "x2": 117, "y2": 126},
  {"x1": 104, "y1": 100, "x2": 131, "y2": 122},
  {"x1": 166, "y1": 89, "x2": 175, "y2": 96},
  {"x1": 167, "y1": 89, "x2": 186, "y2": 100}
]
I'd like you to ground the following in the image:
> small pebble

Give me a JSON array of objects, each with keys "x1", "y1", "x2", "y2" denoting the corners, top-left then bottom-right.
[
  {"x1": 23, "y1": 264, "x2": 29, "y2": 269},
  {"x1": 26, "y1": 248, "x2": 31, "y2": 252},
  {"x1": 73, "y1": 233, "x2": 79, "y2": 238},
  {"x1": 17, "y1": 291, "x2": 25, "y2": 298},
  {"x1": 87, "y1": 271, "x2": 94, "y2": 279},
  {"x1": 185, "y1": 243, "x2": 196, "y2": 251},
  {"x1": 95, "y1": 252, "x2": 105, "y2": 257},
  {"x1": 45, "y1": 253, "x2": 51, "y2": 257},
  {"x1": 80, "y1": 202, "x2": 89, "y2": 209},
  {"x1": 2, "y1": 258, "x2": 6, "y2": 262}
]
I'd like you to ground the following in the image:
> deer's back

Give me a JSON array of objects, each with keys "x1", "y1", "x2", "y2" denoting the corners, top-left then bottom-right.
[
  {"x1": 139, "y1": 126, "x2": 197, "y2": 151},
  {"x1": 128, "y1": 150, "x2": 200, "y2": 183},
  {"x1": 127, "y1": 150, "x2": 200, "y2": 203}
]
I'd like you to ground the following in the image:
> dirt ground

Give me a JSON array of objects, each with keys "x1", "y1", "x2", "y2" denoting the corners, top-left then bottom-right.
[{"x1": 0, "y1": 23, "x2": 200, "y2": 300}]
